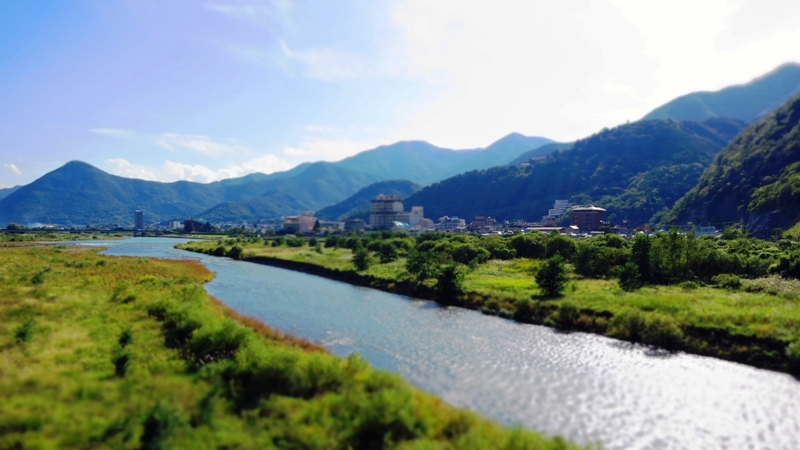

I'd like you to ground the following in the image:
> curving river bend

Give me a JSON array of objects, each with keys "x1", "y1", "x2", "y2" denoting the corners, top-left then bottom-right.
[{"x1": 86, "y1": 238, "x2": 800, "y2": 449}]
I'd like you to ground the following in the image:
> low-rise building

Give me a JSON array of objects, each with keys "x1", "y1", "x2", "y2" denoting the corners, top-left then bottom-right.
[
  {"x1": 570, "y1": 206, "x2": 606, "y2": 231},
  {"x1": 283, "y1": 211, "x2": 317, "y2": 233}
]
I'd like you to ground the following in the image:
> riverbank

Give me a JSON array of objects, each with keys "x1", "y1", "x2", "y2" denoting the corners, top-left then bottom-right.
[
  {"x1": 176, "y1": 239, "x2": 800, "y2": 375},
  {"x1": 0, "y1": 243, "x2": 579, "y2": 449}
]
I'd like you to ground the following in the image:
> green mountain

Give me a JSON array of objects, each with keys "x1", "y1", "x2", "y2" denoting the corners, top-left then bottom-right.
[
  {"x1": 0, "y1": 185, "x2": 20, "y2": 201},
  {"x1": 0, "y1": 134, "x2": 551, "y2": 226},
  {"x1": 404, "y1": 118, "x2": 747, "y2": 226},
  {"x1": 316, "y1": 180, "x2": 421, "y2": 221},
  {"x1": 667, "y1": 93, "x2": 800, "y2": 234},
  {"x1": 509, "y1": 142, "x2": 573, "y2": 165},
  {"x1": 643, "y1": 63, "x2": 800, "y2": 123},
  {"x1": 190, "y1": 136, "x2": 552, "y2": 222},
  {"x1": 0, "y1": 161, "x2": 232, "y2": 226}
]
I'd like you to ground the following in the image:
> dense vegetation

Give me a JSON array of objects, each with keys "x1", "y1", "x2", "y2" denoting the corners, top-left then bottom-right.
[
  {"x1": 180, "y1": 230, "x2": 800, "y2": 373},
  {"x1": 642, "y1": 62, "x2": 800, "y2": 122},
  {"x1": 0, "y1": 243, "x2": 580, "y2": 449},
  {"x1": 1, "y1": 136, "x2": 551, "y2": 226},
  {"x1": 405, "y1": 118, "x2": 746, "y2": 226},
  {"x1": 316, "y1": 179, "x2": 422, "y2": 221},
  {"x1": 668, "y1": 92, "x2": 800, "y2": 234}
]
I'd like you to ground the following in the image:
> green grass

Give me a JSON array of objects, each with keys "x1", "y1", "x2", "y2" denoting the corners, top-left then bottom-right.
[{"x1": 0, "y1": 243, "x2": 578, "y2": 449}]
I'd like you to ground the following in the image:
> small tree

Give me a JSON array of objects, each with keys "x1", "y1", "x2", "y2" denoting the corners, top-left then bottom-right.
[
  {"x1": 435, "y1": 264, "x2": 464, "y2": 301},
  {"x1": 535, "y1": 255, "x2": 569, "y2": 297},
  {"x1": 352, "y1": 247, "x2": 371, "y2": 271},
  {"x1": 618, "y1": 261, "x2": 642, "y2": 291}
]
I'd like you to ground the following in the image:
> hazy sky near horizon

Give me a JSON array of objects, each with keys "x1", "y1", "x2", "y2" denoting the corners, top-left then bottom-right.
[{"x1": 1, "y1": 0, "x2": 799, "y2": 187}]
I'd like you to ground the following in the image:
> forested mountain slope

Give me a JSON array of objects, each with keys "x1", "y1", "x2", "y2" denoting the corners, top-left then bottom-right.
[
  {"x1": 667, "y1": 93, "x2": 800, "y2": 233},
  {"x1": 405, "y1": 118, "x2": 747, "y2": 225}
]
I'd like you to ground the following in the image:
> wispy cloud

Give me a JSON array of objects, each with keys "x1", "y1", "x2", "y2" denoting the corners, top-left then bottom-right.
[
  {"x1": 2, "y1": 163, "x2": 22, "y2": 176},
  {"x1": 305, "y1": 125, "x2": 339, "y2": 133},
  {"x1": 156, "y1": 133, "x2": 249, "y2": 157},
  {"x1": 90, "y1": 128, "x2": 132, "y2": 136},
  {"x1": 280, "y1": 41, "x2": 374, "y2": 81},
  {"x1": 205, "y1": 1, "x2": 291, "y2": 24}
]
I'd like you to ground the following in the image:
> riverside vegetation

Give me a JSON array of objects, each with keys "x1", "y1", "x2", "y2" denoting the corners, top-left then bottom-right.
[
  {"x1": 0, "y1": 243, "x2": 581, "y2": 449},
  {"x1": 178, "y1": 230, "x2": 800, "y2": 374}
]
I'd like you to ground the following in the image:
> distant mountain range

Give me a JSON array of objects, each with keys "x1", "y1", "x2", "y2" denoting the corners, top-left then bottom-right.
[
  {"x1": 643, "y1": 63, "x2": 800, "y2": 123},
  {"x1": 0, "y1": 186, "x2": 20, "y2": 201},
  {"x1": 0, "y1": 133, "x2": 552, "y2": 226},
  {"x1": 667, "y1": 92, "x2": 800, "y2": 234},
  {"x1": 404, "y1": 118, "x2": 747, "y2": 225}
]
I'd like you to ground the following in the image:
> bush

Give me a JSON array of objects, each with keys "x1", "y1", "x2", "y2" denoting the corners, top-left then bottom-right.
[
  {"x1": 435, "y1": 264, "x2": 464, "y2": 301},
  {"x1": 641, "y1": 315, "x2": 684, "y2": 350},
  {"x1": 618, "y1": 262, "x2": 642, "y2": 291},
  {"x1": 535, "y1": 255, "x2": 569, "y2": 297},
  {"x1": 711, "y1": 273, "x2": 742, "y2": 290},
  {"x1": 353, "y1": 247, "x2": 371, "y2": 271},
  {"x1": 678, "y1": 281, "x2": 699, "y2": 290},
  {"x1": 227, "y1": 245, "x2": 244, "y2": 260},
  {"x1": 113, "y1": 351, "x2": 131, "y2": 377},
  {"x1": 14, "y1": 318, "x2": 36, "y2": 343},
  {"x1": 787, "y1": 340, "x2": 800, "y2": 374},
  {"x1": 212, "y1": 246, "x2": 226, "y2": 257},
  {"x1": 609, "y1": 309, "x2": 647, "y2": 343}
]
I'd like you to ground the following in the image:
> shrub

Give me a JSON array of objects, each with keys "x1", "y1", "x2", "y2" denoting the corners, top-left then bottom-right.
[
  {"x1": 435, "y1": 264, "x2": 464, "y2": 301},
  {"x1": 618, "y1": 262, "x2": 642, "y2": 291},
  {"x1": 113, "y1": 351, "x2": 131, "y2": 377},
  {"x1": 554, "y1": 301, "x2": 580, "y2": 327},
  {"x1": 119, "y1": 328, "x2": 134, "y2": 347},
  {"x1": 535, "y1": 255, "x2": 569, "y2": 297},
  {"x1": 212, "y1": 246, "x2": 226, "y2": 257},
  {"x1": 308, "y1": 237, "x2": 318, "y2": 246},
  {"x1": 286, "y1": 237, "x2": 304, "y2": 248},
  {"x1": 353, "y1": 247, "x2": 371, "y2": 271},
  {"x1": 787, "y1": 340, "x2": 800, "y2": 374},
  {"x1": 140, "y1": 403, "x2": 185, "y2": 450},
  {"x1": 641, "y1": 315, "x2": 684, "y2": 350},
  {"x1": 609, "y1": 309, "x2": 647, "y2": 343},
  {"x1": 227, "y1": 245, "x2": 244, "y2": 260},
  {"x1": 678, "y1": 281, "x2": 699, "y2": 290},
  {"x1": 711, "y1": 273, "x2": 742, "y2": 290},
  {"x1": 14, "y1": 318, "x2": 36, "y2": 343}
]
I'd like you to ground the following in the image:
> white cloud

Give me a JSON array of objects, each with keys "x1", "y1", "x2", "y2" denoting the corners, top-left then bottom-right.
[
  {"x1": 103, "y1": 154, "x2": 292, "y2": 184},
  {"x1": 283, "y1": 138, "x2": 379, "y2": 161},
  {"x1": 205, "y1": 1, "x2": 291, "y2": 24},
  {"x1": 104, "y1": 159, "x2": 158, "y2": 181},
  {"x1": 3, "y1": 163, "x2": 22, "y2": 176},
  {"x1": 156, "y1": 133, "x2": 249, "y2": 157},
  {"x1": 89, "y1": 128, "x2": 132, "y2": 136}
]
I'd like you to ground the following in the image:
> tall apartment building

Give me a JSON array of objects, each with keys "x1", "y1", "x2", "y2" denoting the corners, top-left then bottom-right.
[
  {"x1": 134, "y1": 210, "x2": 144, "y2": 230},
  {"x1": 369, "y1": 195, "x2": 410, "y2": 229}
]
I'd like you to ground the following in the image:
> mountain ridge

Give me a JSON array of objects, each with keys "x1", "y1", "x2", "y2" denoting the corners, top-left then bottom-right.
[{"x1": 643, "y1": 63, "x2": 800, "y2": 123}]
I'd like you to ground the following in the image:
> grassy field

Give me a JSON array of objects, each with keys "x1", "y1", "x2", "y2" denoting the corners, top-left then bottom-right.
[
  {"x1": 0, "y1": 243, "x2": 580, "y2": 449},
  {"x1": 178, "y1": 238, "x2": 800, "y2": 372}
]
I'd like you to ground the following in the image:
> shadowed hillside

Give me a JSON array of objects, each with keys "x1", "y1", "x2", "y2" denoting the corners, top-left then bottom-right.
[
  {"x1": 667, "y1": 93, "x2": 800, "y2": 234},
  {"x1": 405, "y1": 118, "x2": 747, "y2": 226}
]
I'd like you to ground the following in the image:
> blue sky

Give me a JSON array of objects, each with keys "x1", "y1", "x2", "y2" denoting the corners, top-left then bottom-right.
[{"x1": 1, "y1": 0, "x2": 799, "y2": 187}]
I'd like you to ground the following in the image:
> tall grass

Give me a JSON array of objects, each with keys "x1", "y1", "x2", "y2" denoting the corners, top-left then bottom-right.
[{"x1": 0, "y1": 245, "x2": 579, "y2": 449}]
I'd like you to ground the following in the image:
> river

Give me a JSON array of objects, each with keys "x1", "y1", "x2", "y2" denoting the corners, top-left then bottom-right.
[{"x1": 81, "y1": 237, "x2": 800, "y2": 449}]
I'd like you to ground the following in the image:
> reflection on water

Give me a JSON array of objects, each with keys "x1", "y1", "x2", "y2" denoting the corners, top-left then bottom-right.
[{"x1": 93, "y1": 238, "x2": 800, "y2": 450}]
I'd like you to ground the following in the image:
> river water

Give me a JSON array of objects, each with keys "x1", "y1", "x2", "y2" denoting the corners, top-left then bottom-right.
[{"x1": 83, "y1": 237, "x2": 800, "y2": 449}]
